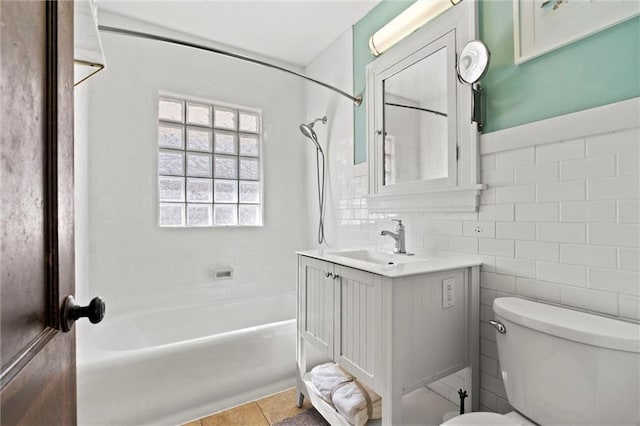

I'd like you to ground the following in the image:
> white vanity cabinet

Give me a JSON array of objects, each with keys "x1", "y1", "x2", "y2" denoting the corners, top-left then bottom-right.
[
  {"x1": 296, "y1": 251, "x2": 480, "y2": 426},
  {"x1": 298, "y1": 257, "x2": 382, "y2": 389},
  {"x1": 297, "y1": 257, "x2": 337, "y2": 361}
]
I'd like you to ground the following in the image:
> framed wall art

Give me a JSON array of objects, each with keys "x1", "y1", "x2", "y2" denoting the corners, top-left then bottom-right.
[{"x1": 513, "y1": 0, "x2": 639, "y2": 64}]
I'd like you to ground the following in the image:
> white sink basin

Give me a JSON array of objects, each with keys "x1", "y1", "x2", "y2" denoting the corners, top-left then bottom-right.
[
  {"x1": 298, "y1": 249, "x2": 482, "y2": 278},
  {"x1": 330, "y1": 250, "x2": 426, "y2": 266}
]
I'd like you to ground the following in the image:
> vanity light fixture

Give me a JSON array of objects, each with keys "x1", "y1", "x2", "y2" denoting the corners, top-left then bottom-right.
[
  {"x1": 368, "y1": 0, "x2": 462, "y2": 57},
  {"x1": 74, "y1": 0, "x2": 106, "y2": 86}
]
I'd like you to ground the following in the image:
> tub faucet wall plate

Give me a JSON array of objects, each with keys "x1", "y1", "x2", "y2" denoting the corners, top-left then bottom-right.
[{"x1": 211, "y1": 266, "x2": 233, "y2": 281}]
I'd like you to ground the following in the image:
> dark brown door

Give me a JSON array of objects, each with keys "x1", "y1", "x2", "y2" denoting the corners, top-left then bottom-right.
[{"x1": 1, "y1": 1, "x2": 76, "y2": 424}]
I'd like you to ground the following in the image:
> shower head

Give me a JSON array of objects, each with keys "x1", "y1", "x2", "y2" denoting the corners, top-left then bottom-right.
[
  {"x1": 300, "y1": 116, "x2": 328, "y2": 245},
  {"x1": 299, "y1": 116, "x2": 327, "y2": 152},
  {"x1": 299, "y1": 123, "x2": 318, "y2": 142}
]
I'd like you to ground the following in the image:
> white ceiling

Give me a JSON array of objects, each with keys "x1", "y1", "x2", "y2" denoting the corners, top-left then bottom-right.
[{"x1": 96, "y1": 0, "x2": 381, "y2": 67}]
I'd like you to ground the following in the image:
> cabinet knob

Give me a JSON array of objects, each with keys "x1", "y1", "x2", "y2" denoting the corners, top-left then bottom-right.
[
  {"x1": 333, "y1": 274, "x2": 340, "y2": 280},
  {"x1": 325, "y1": 271, "x2": 334, "y2": 278}
]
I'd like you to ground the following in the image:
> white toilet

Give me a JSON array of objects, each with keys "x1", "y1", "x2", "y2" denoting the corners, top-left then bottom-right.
[{"x1": 443, "y1": 297, "x2": 640, "y2": 425}]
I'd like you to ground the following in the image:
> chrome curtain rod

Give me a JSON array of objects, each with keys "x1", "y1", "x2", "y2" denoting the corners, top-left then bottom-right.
[
  {"x1": 385, "y1": 102, "x2": 447, "y2": 117},
  {"x1": 98, "y1": 25, "x2": 363, "y2": 106}
]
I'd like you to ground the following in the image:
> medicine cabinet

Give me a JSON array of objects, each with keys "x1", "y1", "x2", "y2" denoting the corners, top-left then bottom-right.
[{"x1": 366, "y1": 1, "x2": 485, "y2": 212}]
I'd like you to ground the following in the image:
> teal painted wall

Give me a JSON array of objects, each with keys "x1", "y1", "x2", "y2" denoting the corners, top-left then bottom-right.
[
  {"x1": 479, "y1": 3, "x2": 639, "y2": 133},
  {"x1": 353, "y1": 1, "x2": 640, "y2": 164},
  {"x1": 353, "y1": 0, "x2": 414, "y2": 164}
]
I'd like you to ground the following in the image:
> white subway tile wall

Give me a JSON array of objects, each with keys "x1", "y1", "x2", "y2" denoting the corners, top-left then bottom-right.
[
  {"x1": 325, "y1": 112, "x2": 639, "y2": 413},
  {"x1": 515, "y1": 163, "x2": 558, "y2": 184},
  {"x1": 619, "y1": 200, "x2": 640, "y2": 222},
  {"x1": 619, "y1": 247, "x2": 640, "y2": 272},
  {"x1": 86, "y1": 22, "x2": 306, "y2": 316},
  {"x1": 560, "y1": 200, "x2": 616, "y2": 222},
  {"x1": 535, "y1": 138, "x2": 585, "y2": 163}
]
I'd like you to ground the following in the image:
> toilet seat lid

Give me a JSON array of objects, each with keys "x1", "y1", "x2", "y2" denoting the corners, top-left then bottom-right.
[{"x1": 441, "y1": 412, "x2": 521, "y2": 426}]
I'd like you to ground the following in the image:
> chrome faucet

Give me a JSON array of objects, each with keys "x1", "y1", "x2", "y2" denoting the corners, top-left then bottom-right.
[{"x1": 380, "y1": 219, "x2": 406, "y2": 254}]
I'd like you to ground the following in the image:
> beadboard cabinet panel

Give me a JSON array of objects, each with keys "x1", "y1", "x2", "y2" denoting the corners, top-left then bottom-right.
[{"x1": 296, "y1": 254, "x2": 480, "y2": 425}]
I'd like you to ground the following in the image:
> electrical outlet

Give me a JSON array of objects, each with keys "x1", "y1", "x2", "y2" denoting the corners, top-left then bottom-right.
[{"x1": 442, "y1": 278, "x2": 455, "y2": 308}]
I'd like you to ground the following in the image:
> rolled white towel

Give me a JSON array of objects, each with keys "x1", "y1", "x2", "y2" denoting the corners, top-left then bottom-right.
[
  {"x1": 310, "y1": 362, "x2": 383, "y2": 425},
  {"x1": 310, "y1": 363, "x2": 353, "y2": 404},
  {"x1": 331, "y1": 379, "x2": 382, "y2": 426}
]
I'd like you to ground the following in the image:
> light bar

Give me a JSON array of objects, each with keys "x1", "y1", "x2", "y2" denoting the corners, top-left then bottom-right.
[{"x1": 369, "y1": 0, "x2": 461, "y2": 56}]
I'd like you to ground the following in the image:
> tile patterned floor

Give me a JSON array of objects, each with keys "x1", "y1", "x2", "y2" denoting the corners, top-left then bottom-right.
[{"x1": 183, "y1": 388, "x2": 313, "y2": 426}]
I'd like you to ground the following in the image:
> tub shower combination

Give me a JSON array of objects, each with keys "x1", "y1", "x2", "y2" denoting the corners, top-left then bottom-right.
[
  {"x1": 77, "y1": 292, "x2": 296, "y2": 425},
  {"x1": 79, "y1": 20, "x2": 366, "y2": 426}
]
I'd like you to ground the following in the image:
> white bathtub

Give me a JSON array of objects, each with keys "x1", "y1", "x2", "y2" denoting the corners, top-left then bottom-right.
[{"x1": 77, "y1": 292, "x2": 297, "y2": 425}]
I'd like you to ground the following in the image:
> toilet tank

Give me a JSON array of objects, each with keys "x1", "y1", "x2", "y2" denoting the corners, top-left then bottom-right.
[{"x1": 493, "y1": 297, "x2": 640, "y2": 426}]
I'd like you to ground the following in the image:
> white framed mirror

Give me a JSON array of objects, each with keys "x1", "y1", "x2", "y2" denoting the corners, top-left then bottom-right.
[
  {"x1": 380, "y1": 31, "x2": 456, "y2": 190},
  {"x1": 366, "y1": 0, "x2": 485, "y2": 213}
]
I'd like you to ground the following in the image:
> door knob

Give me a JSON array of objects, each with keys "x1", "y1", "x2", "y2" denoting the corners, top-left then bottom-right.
[{"x1": 61, "y1": 295, "x2": 106, "y2": 332}]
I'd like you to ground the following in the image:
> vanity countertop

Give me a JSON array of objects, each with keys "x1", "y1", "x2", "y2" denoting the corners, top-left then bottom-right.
[{"x1": 297, "y1": 249, "x2": 482, "y2": 278}]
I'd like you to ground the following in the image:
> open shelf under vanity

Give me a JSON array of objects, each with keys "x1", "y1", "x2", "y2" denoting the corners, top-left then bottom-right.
[{"x1": 300, "y1": 372, "x2": 459, "y2": 425}]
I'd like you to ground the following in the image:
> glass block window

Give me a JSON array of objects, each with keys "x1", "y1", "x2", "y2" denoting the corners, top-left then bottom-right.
[{"x1": 158, "y1": 96, "x2": 262, "y2": 227}]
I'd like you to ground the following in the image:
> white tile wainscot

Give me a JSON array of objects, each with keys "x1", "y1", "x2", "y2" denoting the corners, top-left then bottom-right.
[{"x1": 295, "y1": 251, "x2": 481, "y2": 425}]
